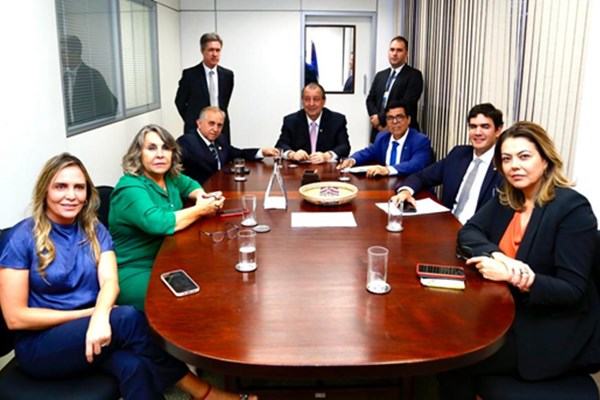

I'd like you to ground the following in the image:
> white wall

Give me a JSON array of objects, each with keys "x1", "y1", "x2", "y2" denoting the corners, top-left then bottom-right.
[
  {"x1": 0, "y1": 1, "x2": 66, "y2": 226},
  {"x1": 0, "y1": 1, "x2": 182, "y2": 228}
]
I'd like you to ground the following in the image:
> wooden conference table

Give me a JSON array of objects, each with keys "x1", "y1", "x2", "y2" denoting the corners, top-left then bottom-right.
[{"x1": 146, "y1": 160, "x2": 514, "y2": 384}]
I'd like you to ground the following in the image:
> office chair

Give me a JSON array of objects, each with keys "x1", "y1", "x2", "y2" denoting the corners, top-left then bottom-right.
[
  {"x1": 476, "y1": 230, "x2": 600, "y2": 400},
  {"x1": 96, "y1": 185, "x2": 114, "y2": 228},
  {"x1": 0, "y1": 226, "x2": 121, "y2": 400}
]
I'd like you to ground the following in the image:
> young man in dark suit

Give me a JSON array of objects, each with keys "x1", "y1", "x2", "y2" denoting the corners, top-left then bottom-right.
[
  {"x1": 391, "y1": 103, "x2": 504, "y2": 224},
  {"x1": 177, "y1": 107, "x2": 278, "y2": 184},
  {"x1": 275, "y1": 83, "x2": 351, "y2": 164},
  {"x1": 366, "y1": 36, "x2": 423, "y2": 143},
  {"x1": 175, "y1": 33, "x2": 235, "y2": 143},
  {"x1": 339, "y1": 100, "x2": 431, "y2": 178}
]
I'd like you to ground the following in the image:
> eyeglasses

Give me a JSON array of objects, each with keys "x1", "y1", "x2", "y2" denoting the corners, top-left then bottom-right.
[
  {"x1": 199, "y1": 222, "x2": 239, "y2": 243},
  {"x1": 386, "y1": 114, "x2": 407, "y2": 123}
]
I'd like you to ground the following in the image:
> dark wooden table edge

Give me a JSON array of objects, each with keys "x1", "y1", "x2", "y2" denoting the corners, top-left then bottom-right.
[{"x1": 150, "y1": 328, "x2": 507, "y2": 380}]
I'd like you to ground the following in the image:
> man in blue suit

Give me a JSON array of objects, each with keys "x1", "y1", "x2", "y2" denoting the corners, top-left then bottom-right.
[
  {"x1": 275, "y1": 83, "x2": 350, "y2": 164},
  {"x1": 339, "y1": 100, "x2": 431, "y2": 178},
  {"x1": 175, "y1": 33, "x2": 235, "y2": 143},
  {"x1": 391, "y1": 103, "x2": 504, "y2": 224},
  {"x1": 177, "y1": 106, "x2": 278, "y2": 184}
]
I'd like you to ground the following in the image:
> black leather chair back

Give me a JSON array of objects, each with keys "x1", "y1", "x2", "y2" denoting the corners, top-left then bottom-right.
[{"x1": 96, "y1": 185, "x2": 114, "y2": 228}]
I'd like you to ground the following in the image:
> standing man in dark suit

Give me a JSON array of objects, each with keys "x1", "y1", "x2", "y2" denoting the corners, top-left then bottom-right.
[
  {"x1": 366, "y1": 36, "x2": 423, "y2": 143},
  {"x1": 60, "y1": 35, "x2": 117, "y2": 126},
  {"x1": 338, "y1": 100, "x2": 431, "y2": 178},
  {"x1": 175, "y1": 33, "x2": 235, "y2": 143},
  {"x1": 391, "y1": 103, "x2": 504, "y2": 224},
  {"x1": 177, "y1": 106, "x2": 279, "y2": 184},
  {"x1": 275, "y1": 82, "x2": 350, "y2": 164}
]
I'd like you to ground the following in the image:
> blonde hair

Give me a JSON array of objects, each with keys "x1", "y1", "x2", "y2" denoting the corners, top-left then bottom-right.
[
  {"x1": 493, "y1": 121, "x2": 572, "y2": 210},
  {"x1": 32, "y1": 153, "x2": 101, "y2": 278},
  {"x1": 121, "y1": 124, "x2": 183, "y2": 177}
]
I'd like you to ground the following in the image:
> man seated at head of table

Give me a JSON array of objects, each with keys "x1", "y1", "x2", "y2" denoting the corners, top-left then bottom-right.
[
  {"x1": 438, "y1": 121, "x2": 600, "y2": 399},
  {"x1": 338, "y1": 100, "x2": 431, "y2": 178},
  {"x1": 109, "y1": 124, "x2": 225, "y2": 311},
  {"x1": 275, "y1": 82, "x2": 350, "y2": 164},
  {"x1": 177, "y1": 106, "x2": 279, "y2": 184},
  {"x1": 391, "y1": 103, "x2": 504, "y2": 223}
]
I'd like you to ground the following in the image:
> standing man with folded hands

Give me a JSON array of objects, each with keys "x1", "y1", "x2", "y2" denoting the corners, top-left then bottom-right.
[
  {"x1": 175, "y1": 33, "x2": 235, "y2": 143},
  {"x1": 275, "y1": 82, "x2": 350, "y2": 164}
]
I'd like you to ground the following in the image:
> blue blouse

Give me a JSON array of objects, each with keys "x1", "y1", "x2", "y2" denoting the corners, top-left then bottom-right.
[{"x1": 0, "y1": 218, "x2": 113, "y2": 310}]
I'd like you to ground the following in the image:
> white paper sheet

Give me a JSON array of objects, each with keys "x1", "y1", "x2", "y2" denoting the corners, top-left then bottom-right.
[
  {"x1": 263, "y1": 196, "x2": 287, "y2": 209},
  {"x1": 376, "y1": 197, "x2": 450, "y2": 216},
  {"x1": 291, "y1": 212, "x2": 357, "y2": 227},
  {"x1": 348, "y1": 166, "x2": 371, "y2": 174}
]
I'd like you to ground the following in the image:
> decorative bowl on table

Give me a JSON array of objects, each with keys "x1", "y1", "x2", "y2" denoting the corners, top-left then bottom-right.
[{"x1": 299, "y1": 181, "x2": 358, "y2": 205}]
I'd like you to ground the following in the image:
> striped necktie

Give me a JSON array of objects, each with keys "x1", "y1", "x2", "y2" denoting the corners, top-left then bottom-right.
[{"x1": 209, "y1": 142, "x2": 221, "y2": 169}]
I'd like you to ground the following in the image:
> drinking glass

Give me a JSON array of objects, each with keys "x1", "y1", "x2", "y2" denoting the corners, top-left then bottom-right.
[
  {"x1": 236, "y1": 229, "x2": 257, "y2": 272},
  {"x1": 338, "y1": 158, "x2": 351, "y2": 182},
  {"x1": 234, "y1": 158, "x2": 246, "y2": 181},
  {"x1": 366, "y1": 246, "x2": 391, "y2": 294},
  {"x1": 386, "y1": 200, "x2": 404, "y2": 232},
  {"x1": 241, "y1": 194, "x2": 258, "y2": 227}
]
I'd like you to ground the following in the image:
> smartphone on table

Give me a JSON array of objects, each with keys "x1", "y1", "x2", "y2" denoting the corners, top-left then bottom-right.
[
  {"x1": 160, "y1": 269, "x2": 200, "y2": 297},
  {"x1": 416, "y1": 263, "x2": 466, "y2": 280}
]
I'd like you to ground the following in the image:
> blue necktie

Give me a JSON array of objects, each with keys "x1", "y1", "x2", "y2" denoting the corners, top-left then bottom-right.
[
  {"x1": 385, "y1": 70, "x2": 397, "y2": 91},
  {"x1": 389, "y1": 141, "x2": 399, "y2": 165}
]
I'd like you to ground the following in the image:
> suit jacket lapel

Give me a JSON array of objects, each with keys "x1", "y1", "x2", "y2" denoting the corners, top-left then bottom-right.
[
  {"x1": 193, "y1": 133, "x2": 218, "y2": 167},
  {"x1": 448, "y1": 151, "x2": 474, "y2": 202},
  {"x1": 197, "y1": 64, "x2": 210, "y2": 99},
  {"x1": 516, "y1": 205, "x2": 545, "y2": 261},
  {"x1": 478, "y1": 165, "x2": 499, "y2": 205},
  {"x1": 390, "y1": 65, "x2": 409, "y2": 94}
]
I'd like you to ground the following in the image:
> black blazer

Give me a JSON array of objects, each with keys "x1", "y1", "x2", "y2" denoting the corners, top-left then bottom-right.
[
  {"x1": 66, "y1": 62, "x2": 117, "y2": 125},
  {"x1": 459, "y1": 188, "x2": 600, "y2": 380},
  {"x1": 399, "y1": 145, "x2": 503, "y2": 212},
  {"x1": 366, "y1": 65, "x2": 423, "y2": 142},
  {"x1": 274, "y1": 108, "x2": 350, "y2": 158},
  {"x1": 177, "y1": 132, "x2": 258, "y2": 185},
  {"x1": 175, "y1": 63, "x2": 235, "y2": 141}
]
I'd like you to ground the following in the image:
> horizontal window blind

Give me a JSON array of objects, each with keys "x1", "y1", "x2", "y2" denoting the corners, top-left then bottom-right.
[{"x1": 56, "y1": 0, "x2": 159, "y2": 136}]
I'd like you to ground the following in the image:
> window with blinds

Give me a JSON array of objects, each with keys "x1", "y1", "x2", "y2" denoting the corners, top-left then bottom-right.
[{"x1": 56, "y1": 0, "x2": 159, "y2": 137}]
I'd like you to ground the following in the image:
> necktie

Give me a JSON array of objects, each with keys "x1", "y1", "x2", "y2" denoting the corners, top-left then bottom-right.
[
  {"x1": 309, "y1": 121, "x2": 318, "y2": 153},
  {"x1": 454, "y1": 158, "x2": 483, "y2": 217},
  {"x1": 385, "y1": 70, "x2": 397, "y2": 91},
  {"x1": 389, "y1": 141, "x2": 399, "y2": 166},
  {"x1": 209, "y1": 142, "x2": 221, "y2": 169},
  {"x1": 208, "y1": 70, "x2": 218, "y2": 106},
  {"x1": 382, "y1": 70, "x2": 397, "y2": 108}
]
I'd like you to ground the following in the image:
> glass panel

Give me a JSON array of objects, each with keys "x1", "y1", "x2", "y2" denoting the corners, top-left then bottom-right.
[{"x1": 305, "y1": 25, "x2": 355, "y2": 93}]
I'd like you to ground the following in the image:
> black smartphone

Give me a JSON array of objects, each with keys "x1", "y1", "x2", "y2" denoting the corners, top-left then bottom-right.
[
  {"x1": 416, "y1": 263, "x2": 466, "y2": 280},
  {"x1": 160, "y1": 269, "x2": 200, "y2": 297},
  {"x1": 403, "y1": 201, "x2": 417, "y2": 213}
]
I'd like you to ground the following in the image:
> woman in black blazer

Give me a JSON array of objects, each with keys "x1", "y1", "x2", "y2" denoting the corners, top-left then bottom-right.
[{"x1": 439, "y1": 122, "x2": 600, "y2": 399}]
